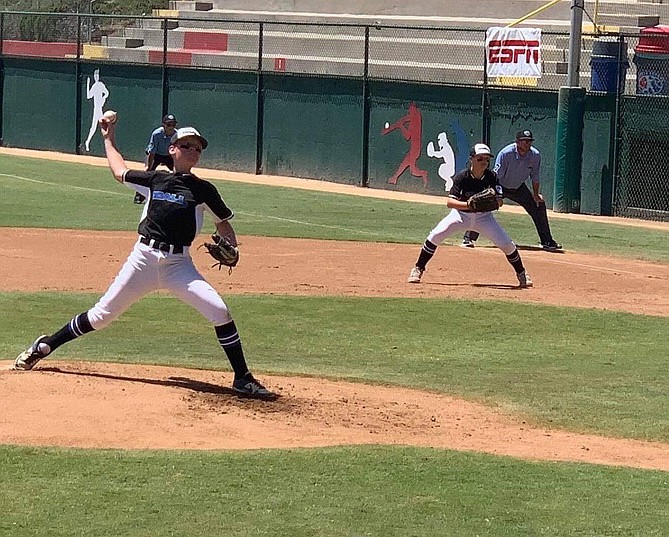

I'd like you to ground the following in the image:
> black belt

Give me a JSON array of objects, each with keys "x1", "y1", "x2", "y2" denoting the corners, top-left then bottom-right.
[{"x1": 139, "y1": 236, "x2": 184, "y2": 254}]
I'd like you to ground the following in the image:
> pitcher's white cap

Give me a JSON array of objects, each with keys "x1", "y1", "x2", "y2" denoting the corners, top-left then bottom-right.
[
  {"x1": 470, "y1": 143, "x2": 493, "y2": 157},
  {"x1": 171, "y1": 127, "x2": 208, "y2": 150}
]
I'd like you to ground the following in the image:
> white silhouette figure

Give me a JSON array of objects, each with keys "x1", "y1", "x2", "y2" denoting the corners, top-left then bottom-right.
[
  {"x1": 427, "y1": 131, "x2": 456, "y2": 191},
  {"x1": 85, "y1": 69, "x2": 110, "y2": 152}
]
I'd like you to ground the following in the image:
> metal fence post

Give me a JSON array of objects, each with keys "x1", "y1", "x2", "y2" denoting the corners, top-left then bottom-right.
[
  {"x1": 361, "y1": 25, "x2": 370, "y2": 187},
  {"x1": 0, "y1": 12, "x2": 4, "y2": 146},
  {"x1": 75, "y1": 13, "x2": 82, "y2": 153},
  {"x1": 608, "y1": 33, "x2": 626, "y2": 216},
  {"x1": 161, "y1": 18, "x2": 169, "y2": 117},
  {"x1": 255, "y1": 22, "x2": 265, "y2": 175},
  {"x1": 481, "y1": 30, "x2": 491, "y2": 145}
]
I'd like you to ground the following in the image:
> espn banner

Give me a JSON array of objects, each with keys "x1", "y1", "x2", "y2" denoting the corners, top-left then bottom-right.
[{"x1": 486, "y1": 27, "x2": 542, "y2": 78}]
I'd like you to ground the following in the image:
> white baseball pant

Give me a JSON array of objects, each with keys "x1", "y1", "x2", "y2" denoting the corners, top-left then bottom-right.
[
  {"x1": 427, "y1": 209, "x2": 517, "y2": 255},
  {"x1": 87, "y1": 239, "x2": 231, "y2": 329}
]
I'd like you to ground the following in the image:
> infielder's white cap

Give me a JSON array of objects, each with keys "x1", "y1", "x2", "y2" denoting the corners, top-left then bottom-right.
[
  {"x1": 470, "y1": 143, "x2": 494, "y2": 157},
  {"x1": 171, "y1": 127, "x2": 208, "y2": 150}
]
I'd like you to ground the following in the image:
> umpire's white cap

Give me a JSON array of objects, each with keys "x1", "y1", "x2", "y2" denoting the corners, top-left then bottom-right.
[{"x1": 171, "y1": 127, "x2": 208, "y2": 150}]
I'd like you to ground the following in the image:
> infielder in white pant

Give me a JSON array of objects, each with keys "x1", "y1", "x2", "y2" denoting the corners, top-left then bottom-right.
[
  {"x1": 407, "y1": 143, "x2": 533, "y2": 288},
  {"x1": 14, "y1": 114, "x2": 277, "y2": 400}
]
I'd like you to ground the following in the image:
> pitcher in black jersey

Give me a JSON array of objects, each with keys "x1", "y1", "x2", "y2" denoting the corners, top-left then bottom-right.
[{"x1": 14, "y1": 115, "x2": 277, "y2": 400}]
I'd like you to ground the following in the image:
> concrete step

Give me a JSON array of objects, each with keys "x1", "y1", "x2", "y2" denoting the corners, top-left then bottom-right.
[
  {"x1": 113, "y1": 19, "x2": 638, "y2": 76},
  {"x1": 171, "y1": 0, "x2": 573, "y2": 20},
  {"x1": 114, "y1": 25, "x2": 234, "y2": 50},
  {"x1": 596, "y1": 12, "x2": 663, "y2": 28},
  {"x1": 105, "y1": 47, "x2": 150, "y2": 63},
  {"x1": 102, "y1": 36, "x2": 145, "y2": 48},
  {"x1": 140, "y1": 17, "x2": 181, "y2": 30},
  {"x1": 556, "y1": 35, "x2": 638, "y2": 54},
  {"x1": 97, "y1": 43, "x2": 630, "y2": 92},
  {"x1": 122, "y1": 27, "x2": 185, "y2": 48},
  {"x1": 113, "y1": 24, "x2": 579, "y2": 68},
  {"x1": 160, "y1": 8, "x2": 573, "y2": 32}
]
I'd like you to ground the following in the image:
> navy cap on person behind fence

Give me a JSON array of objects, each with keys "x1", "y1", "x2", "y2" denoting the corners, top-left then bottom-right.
[
  {"x1": 162, "y1": 114, "x2": 177, "y2": 125},
  {"x1": 516, "y1": 129, "x2": 534, "y2": 141},
  {"x1": 171, "y1": 127, "x2": 208, "y2": 150}
]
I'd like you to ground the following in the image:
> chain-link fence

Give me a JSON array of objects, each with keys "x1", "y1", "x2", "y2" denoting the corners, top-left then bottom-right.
[
  {"x1": 1, "y1": 10, "x2": 668, "y2": 220},
  {"x1": 0, "y1": 11, "x2": 650, "y2": 91},
  {"x1": 584, "y1": 0, "x2": 669, "y2": 32}
]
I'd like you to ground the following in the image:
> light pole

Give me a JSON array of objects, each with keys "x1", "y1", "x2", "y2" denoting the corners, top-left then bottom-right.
[{"x1": 567, "y1": 0, "x2": 585, "y2": 87}]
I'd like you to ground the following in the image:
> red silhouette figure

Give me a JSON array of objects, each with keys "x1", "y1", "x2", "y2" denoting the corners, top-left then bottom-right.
[{"x1": 381, "y1": 101, "x2": 429, "y2": 187}]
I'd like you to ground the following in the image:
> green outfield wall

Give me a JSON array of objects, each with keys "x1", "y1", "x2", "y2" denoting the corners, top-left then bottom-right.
[
  {"x1": 262, "y1": 75, "x2": 363, "y2": 184},
  {"x1": 369, "y1": 82, "x2": 482, "y2": 196},
  {"x1": 170, "y1": 69, "x2": 258, "y2": 173},
  {"x1": 3, "y1": 58, "x2": 75, "y2": 152},
  {"x1": 79, "y1": 62, "x2": 163, "y2": 161},
  {"x1": 1, "y1": 56, "x2": 658, "y2": 217},
  {"x1": 488, "y1": 90, "x2": 558, "y2": 208}
]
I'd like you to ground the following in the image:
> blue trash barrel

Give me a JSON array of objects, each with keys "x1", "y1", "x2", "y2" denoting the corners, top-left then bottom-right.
[
  {"x1": 633, "y1": 25, "x2": 669, "y2": 95},
  {"x1": 590, "y1": 37, "x2": 629, "y2": 93}
]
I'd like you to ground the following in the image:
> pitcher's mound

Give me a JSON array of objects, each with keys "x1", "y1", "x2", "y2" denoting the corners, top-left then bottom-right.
[{"x1": 1, "y1": 361, "x2": 667, "y2": 471}]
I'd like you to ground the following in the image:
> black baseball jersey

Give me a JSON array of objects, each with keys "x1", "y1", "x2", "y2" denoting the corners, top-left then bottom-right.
[
  {"x1": 124, "y1": 170, "x2": 233, "y2": 246},
  {"x1": 448, "y1": 168, "x2": 501, "y2": 202}
]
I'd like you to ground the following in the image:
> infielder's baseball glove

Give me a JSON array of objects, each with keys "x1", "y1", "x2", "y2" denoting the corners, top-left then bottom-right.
[
  {"x1": 199, "y1": 234, "x2": 239, "y2": 272},
  {"x1": 467, "y1": 187, "x2": 500, "y2": 212}
]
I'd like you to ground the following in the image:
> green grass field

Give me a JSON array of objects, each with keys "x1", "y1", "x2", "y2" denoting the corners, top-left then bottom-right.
[
  {"x1": 1, "y1": 153, "x2": 668, "y2": 536},
  {"x1": 1, "y1": 154, "x2": 668, "y2": 261}
]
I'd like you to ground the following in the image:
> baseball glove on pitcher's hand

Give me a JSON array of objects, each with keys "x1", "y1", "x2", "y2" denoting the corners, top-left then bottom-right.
[
  {"x1": 467, "y1": 188, "x2": 500, "y2": 212},
  {"x1": 199, "y1": 234, "x2": 239, "y2": 272}
]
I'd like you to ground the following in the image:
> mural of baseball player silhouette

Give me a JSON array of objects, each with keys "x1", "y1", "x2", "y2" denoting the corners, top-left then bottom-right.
[
  {"x1": 381, "y1": 102, "x2": 428, "y2": 187},
  {"x1": 427, "y1": 131, "x2": 456, "y2": 191},
  {"x1": 85, "y1": 69, "x2": 110, "y2": 152}
]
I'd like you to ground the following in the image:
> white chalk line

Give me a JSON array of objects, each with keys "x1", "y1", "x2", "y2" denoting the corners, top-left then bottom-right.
[
  {"x1": 236, "y1": 211, "x2": 391, "y2": 238},
  {"x1": 540, "y1": 256, "x2": 665, "y2": 278},
  {"x1": 0, "y1": 173, "x2": 392, "y2": 239},
  {"x1": 0, "y1": 173, "x2": 128, "y2": 197}
]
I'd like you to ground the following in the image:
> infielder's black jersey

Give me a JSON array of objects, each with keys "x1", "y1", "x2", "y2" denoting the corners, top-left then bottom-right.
[
  {"x1": 448, "y1": 168, "x2": 501, "y2": 202},
  {"x1": 124, "y1": 170, "x2": 233, "y2": 246}
]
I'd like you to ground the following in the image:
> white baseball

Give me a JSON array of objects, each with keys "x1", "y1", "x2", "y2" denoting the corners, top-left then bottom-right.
[
  {"x1": 102, "y1": 110, "x2": 118, "y2": 124},
  {"x1": 384, "y1": 122, "x2": 389, "y2": 129}
]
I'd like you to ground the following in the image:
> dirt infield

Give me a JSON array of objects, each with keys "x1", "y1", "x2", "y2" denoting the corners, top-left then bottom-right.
[
  {"x1": 2, "y1": 228, "x2": 669, "y2": 316},
  {"x1": 2, "y1": 147, "x2": 668, "y2": 468},
  {"x1": 2, "y1": 226, "x2": 669, "y2": 470}
]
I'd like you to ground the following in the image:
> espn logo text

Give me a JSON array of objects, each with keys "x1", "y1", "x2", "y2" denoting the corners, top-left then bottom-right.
[{"x1": 488, "y1": 40, "x2": 540, "y2": 64}]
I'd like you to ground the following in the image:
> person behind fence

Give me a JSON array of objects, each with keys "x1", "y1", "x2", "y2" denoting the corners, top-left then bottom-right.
[
  {"x1": 461, "y1": 130, "x2": 562, "y2": 251},
  {"x1": 407, "y1": 143, "x2": 533, "y2": 288},
  {"x1": 134, "y1": 114, "x2": 178, "y2": 204}
]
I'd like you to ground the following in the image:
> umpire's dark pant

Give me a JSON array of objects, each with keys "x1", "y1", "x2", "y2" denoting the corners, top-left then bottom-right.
[
  {"x1": 149, "y1": 153, "x2": 174, "y2": 171},
  {"x1": 135, "y1": 154, "x2": 175, "y2": 204},
  {"x1": 464, "y1": 183, "x2": 554, "y2": 245}
]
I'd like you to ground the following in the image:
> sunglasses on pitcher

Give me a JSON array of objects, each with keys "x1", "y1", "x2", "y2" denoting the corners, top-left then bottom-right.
[{"x1": 177, "y1": 143, "x2": 202, "y2": 153}]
